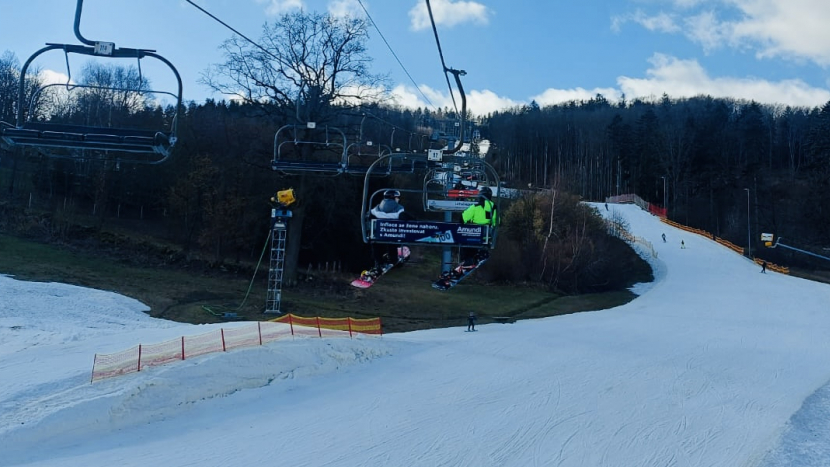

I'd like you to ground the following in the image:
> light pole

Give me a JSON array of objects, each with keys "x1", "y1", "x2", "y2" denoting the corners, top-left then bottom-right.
[{"x1": 744, "y1": 188, "x2": 751, "y2": 258}]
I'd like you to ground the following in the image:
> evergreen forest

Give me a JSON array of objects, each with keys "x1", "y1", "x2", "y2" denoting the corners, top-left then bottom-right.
[{"x1": 3, "y1": 10, "x2": 830, "y2": 296}]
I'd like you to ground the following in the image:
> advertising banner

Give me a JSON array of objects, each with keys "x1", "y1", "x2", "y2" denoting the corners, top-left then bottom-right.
[
  {"x1": 370, "y1": 220, "x2": 490, "y2": 246},
  {"x1": 426, "y1": 199, "x2": 475, "y2": 211}
]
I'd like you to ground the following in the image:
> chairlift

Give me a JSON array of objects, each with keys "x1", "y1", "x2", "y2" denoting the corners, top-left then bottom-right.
[
  {"x1": 358, "y1": 152, "x2": 500, "y2": 249},
  {"x1": 272, "y1": 122, "x2": 425, "y2": 176},
  {"x1": 0, "y1": 0, "x2": 183, "y2": 164},
  {"x1": 271, "y1": 123, "x2": 348, "y2": 175},
  {"x1": 420, "y1": 155, "x2": 494, "y2": 211}
]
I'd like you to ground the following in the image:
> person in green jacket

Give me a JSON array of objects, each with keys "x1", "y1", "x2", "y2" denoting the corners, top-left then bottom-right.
[
  {"x1": 462, "y1": 186, "x2": 498, "y2": 226},
  {"x1": 455, "y1": 186, "x2": 497, "y2": 273}
]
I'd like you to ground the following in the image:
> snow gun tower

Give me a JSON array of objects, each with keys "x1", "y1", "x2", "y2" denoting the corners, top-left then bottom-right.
[
  {"x1": 0, "y1": 0, "x2": 183, "y2": 165},
  {"x1": 265, "y1": 188, "x2": 296, "y2": 315}
]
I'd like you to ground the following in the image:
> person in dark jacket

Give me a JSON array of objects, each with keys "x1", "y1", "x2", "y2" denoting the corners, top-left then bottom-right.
[
  {"x1": 467, "y1": 311, "x2": 477, "y2": 331},
  {"x1": 368, "y1": 189, "x2": 412, "y2": 274}
]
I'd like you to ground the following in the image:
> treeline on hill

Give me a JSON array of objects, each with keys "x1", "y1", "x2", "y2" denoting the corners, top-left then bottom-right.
[
  {"x1": 3, "y1": 47, "x2": 830, "y2": 290},
  {"x1": 486, "y1": 95, "x2": 830, "y2": 275}
]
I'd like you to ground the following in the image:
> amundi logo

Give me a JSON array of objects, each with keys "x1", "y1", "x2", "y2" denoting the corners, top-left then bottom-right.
[{"x1": 456, "y1": 225, "x2": 483, "y2": 235}]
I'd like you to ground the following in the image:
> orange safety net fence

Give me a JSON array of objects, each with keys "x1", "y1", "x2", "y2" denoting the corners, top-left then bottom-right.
[{"x1": 91, "y1": 315, "x2": 381, "y2": 383}]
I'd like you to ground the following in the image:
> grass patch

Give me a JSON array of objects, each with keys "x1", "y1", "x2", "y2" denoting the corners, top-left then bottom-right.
[{"x1": 0, "y1": 234, "x2": 643, "y2": 333}]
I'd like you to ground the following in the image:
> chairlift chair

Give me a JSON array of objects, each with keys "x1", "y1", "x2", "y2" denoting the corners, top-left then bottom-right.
[
  {"x1": 0, "y1": 0, "x2": 183, "y2": 164},
  {"x1": 359, "y1": 152, "x2": 500, "y2": 250},
  {"x1": 271, "y1": 123, "x2": 348, "y2": 175}
]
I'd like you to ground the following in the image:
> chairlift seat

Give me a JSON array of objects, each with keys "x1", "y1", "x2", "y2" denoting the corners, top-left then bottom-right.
[
  {"x1": 1, "y1": 122, "x2": 174, "y2": 156},
  {"x1": 271, "y1": 160, "x2": 344, "y2": 173}
]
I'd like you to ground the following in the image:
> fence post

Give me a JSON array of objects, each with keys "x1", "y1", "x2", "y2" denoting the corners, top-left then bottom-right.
[
  {"x1": 91, "y1": 355, "x2": 97, "y2": 383},
  {"x1": 137, "y1": 344, "x2": 142, "y2": 372},
  {"x1": 181, "y1": 336, "x2": 185, "y2": 360},
  {"x1": 316, "y1": 317, "x2": 322, "y2": 337},
  {"x1": 288, "y1": 314, "x2": 295, "y2": 336},
  {"x1": 347, "y1": 317, "x2": 353, "y2": 338},
  {"x1": 258, "y1": 322, "x2": 263, "y2": 346},
  {"x1": 221, "y1": 329, "x2": 227, "y2": 351}
]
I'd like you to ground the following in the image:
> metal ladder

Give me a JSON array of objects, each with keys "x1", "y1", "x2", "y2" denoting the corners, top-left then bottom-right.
[{"x1": 265, "y1": 215, "x2": 288, "y2": 314}]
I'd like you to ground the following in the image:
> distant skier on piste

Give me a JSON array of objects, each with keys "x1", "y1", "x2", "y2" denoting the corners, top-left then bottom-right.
[{"x1": 467, "y1": 310, "x2": 477, "y2": 331}]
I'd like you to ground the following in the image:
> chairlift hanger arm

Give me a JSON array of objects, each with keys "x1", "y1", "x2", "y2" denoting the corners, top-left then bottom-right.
[
  {"x1": 443, "y1": 67, "x2": 466, "y2": 155},
  {"x1": 15, "y1": 43, "x2": 183, "y2": 125}
]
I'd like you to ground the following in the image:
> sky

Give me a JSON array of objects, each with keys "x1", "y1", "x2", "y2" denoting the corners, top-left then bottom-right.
[
  {"x1": 3, "y1": 1, "x2": 830, "y2": 117},
  {"x1": 3, "y1": 203, "x2": 830, "y2": 466}
]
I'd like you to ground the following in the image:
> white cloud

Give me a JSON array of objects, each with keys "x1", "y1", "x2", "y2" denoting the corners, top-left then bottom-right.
[
  {"x1": 466, "y1": 88, "x2": 521, "y2": 115},
  {"x1": 616, "y1": 53, "x2": 830, "y2": 107},
  {"x1": 672, "y1": 0, "x2": 707, "y2": 7},
  {"x1": 40, "y1": 69, "x2": 72, "y2": 86},
  {"x1": 328, "y1": 0, "x2": 363, "y2": 18},
  {"x1": 683, "y1": 10, "x2": 729, "y2": 52},
  {"x1": 256, "y1": 0, "x2": 304, "y2": 17},
  {"x1": 408, "y1": 0, "x2": 490, "y2": 31},
  {"x1": 532, "y1": 86, "x2": 622, "y2": 107},
  {"x1": 622, "y1": 1, "x2": 830, "y2": 67},
  {"x1": 388, "y1": 52, "x2": 830, "y2": 114},
  {"x1": 726, "y1": 0, "x2": 830, "y2": 66},
  {"x1": 612, "y1": 10, "x2": 680, "y2": 34},
  {"x1": 388, "y1": 84, "x2": 519, "y2": 116}
]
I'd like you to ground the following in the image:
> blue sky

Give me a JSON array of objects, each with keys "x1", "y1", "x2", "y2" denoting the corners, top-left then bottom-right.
[{"x1": 3, "y1": 0, "x2": 830, "y2": 115}]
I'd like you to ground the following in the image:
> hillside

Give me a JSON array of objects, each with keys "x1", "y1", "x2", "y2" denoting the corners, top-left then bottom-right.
[{"x1": 0, "y1": 231, "x2": 648, "y2": 333}]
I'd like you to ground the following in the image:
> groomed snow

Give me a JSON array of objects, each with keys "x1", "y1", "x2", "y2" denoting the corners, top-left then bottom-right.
[{"x1": 2, "y1": 202, "x2": 830, "y2": 466}]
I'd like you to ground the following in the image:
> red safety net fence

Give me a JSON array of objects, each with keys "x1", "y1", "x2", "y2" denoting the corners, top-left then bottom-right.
[
  {"x1": 91, "y1": 315, "x2": 382, "y2": 383},
  {"x1": 605, "y1": 193, "x2": 667, "y2": 218}
]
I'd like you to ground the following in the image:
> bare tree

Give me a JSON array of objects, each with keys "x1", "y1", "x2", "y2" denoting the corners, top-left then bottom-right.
[
  {"x1": 202, "y1": 11, "x2": 387, "y2": 120},
  {"x1": 0, "y1": 51, "x2": 51, "y2": 197},
  {"x1": 201, "y1": 10, "x2": 388, "y2": 286},
  {"x1": 51, "y1": 62, "x2": 152, "y2": 127}
]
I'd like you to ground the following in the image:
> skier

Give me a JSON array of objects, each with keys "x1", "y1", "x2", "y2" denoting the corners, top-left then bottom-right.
[
  {"x1": 433, "y1": 186, "x2": 498, "y2": 290},
  {"x1": 662, "y1": 233, "x2": 666, "y2": 243},
  {"x1": 761, "y1": 261, "x2": 767, "y2": 273},
  {"x1": 467, "y1": 311, "x2": 477, "y2": 331},
  {"x1": 367, "y1": 189, "x2": 411, "y2": 276},
  {"x1": 681, "y1": 240, "x2": 685, "y2": 249},
  {"x1": 455, "y1": 186, "x2": 498, "y2": 273}
]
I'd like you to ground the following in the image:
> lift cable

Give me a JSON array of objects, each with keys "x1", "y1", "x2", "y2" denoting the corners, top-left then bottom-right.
[
  {"x1": 424, "y1": 0, "x2": 460, "y2": 115},
  {"x1": 184, "y1": 0, "x2": 280, "y2": 63},
  {"x1": 355, "y1": 0, "x2": 436, "y2": 110},
  {"x1": 424, "y1": 0, "x2": 466, "y2": 154}
]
